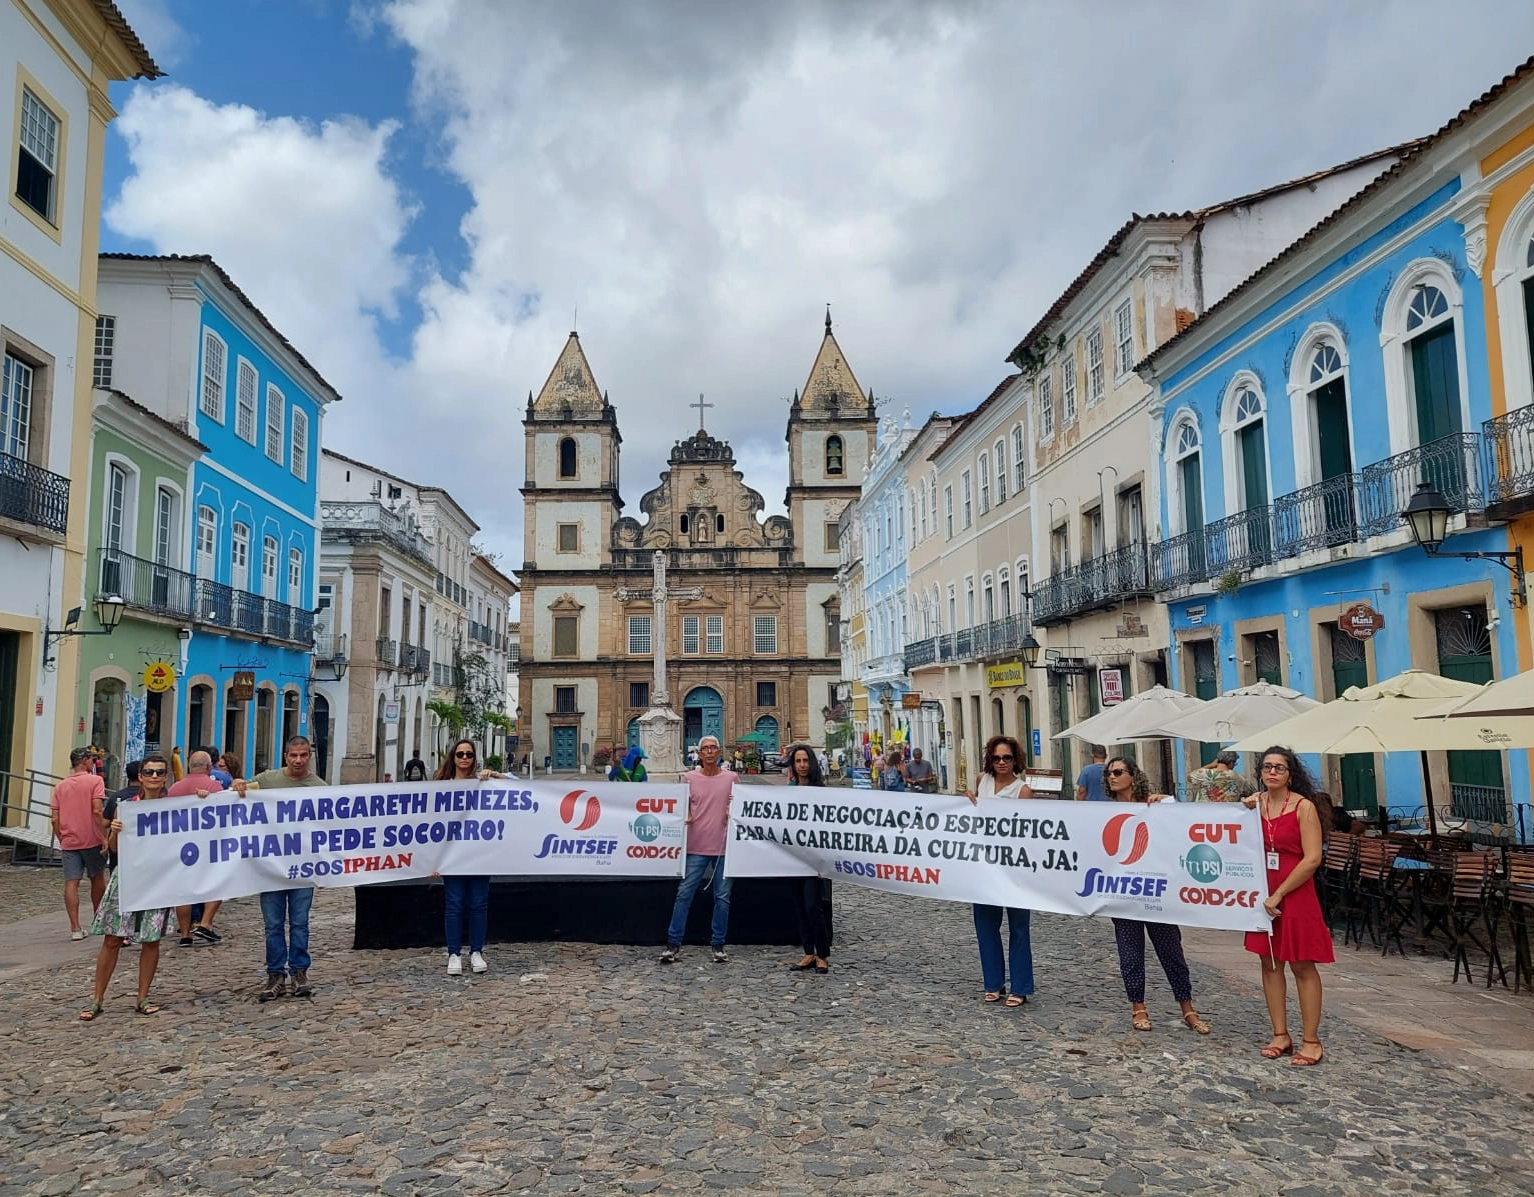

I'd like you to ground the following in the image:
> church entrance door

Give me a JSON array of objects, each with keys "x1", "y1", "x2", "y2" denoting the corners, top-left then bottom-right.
[{"x1": 683, "y1": 686, "x2": 724, "y2": 752}]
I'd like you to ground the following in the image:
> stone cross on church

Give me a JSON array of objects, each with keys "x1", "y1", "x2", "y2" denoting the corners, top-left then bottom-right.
[{"x1": 616, "y1": 551, "x2": 702, "y2": 707}]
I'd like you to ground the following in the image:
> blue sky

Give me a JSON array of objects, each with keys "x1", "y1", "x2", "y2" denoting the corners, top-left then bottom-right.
[{"x1": 101, "y1": 1, "x2": 1534, "y2": 565}]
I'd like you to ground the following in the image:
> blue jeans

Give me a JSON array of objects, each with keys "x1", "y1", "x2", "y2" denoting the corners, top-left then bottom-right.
[
  {"x1": 973, "y1": 904, "x2": 1034, "y2": 996},
  {"x1": 666, "y1": 853, "x2": 732, "y2": 948},
  {"x1": 260, "y1": 888, "x2": 313, "y2": 974},
  {"x1": 443, "y1": 874, "x2": 490, "y2": 954}
]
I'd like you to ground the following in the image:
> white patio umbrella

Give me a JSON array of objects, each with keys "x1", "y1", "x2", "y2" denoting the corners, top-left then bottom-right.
[
  {"x1": 1053, "y1": 684, "x2": 1204, "y2": 744},
  {"x1": 1415, "y1": 668, "x2": 1534, "y2": 749},
  {"x1": 1142, "y1": 681, "x2": 1321, "y2": 744}
]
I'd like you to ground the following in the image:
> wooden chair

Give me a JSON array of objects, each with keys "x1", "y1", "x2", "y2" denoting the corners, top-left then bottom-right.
[
  {"x1": 1448, "y1": 852, "x2": 1506, "y2": 988},
  {"x1": 1320, "y1": 834, "x2": 1358, "y2": 936},
  {"x1": 1504, "y1": 847, "x2": 1534, "y2": 994},
  {"x1": 1350, "y1": 838, "x2": 1399, "y2": 949}
]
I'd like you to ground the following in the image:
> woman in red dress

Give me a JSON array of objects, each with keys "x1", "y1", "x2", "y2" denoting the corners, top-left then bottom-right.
[{"x1": 1244, "y1": 745, "x2": 1333, "y2": 1066}]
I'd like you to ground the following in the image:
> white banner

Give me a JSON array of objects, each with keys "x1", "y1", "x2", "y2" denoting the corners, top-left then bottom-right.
[
  {"x1": 727, "y1": 792, "x2": 1269, "y2": 932},
  {"x1": 117, "y1": 779, "x2": 688, "y2": 910}
]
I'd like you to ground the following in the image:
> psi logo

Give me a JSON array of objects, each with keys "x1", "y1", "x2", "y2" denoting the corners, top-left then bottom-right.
[
  {"x1": 559, "y1": 790, "x2": 601, "y2": 831},
  {"x1": 1181, "y1": 844, "x2": 1223, "y2": 883},
  {"x1": 1102, "y1": 813, "x2": 1149, "y2": 865}
]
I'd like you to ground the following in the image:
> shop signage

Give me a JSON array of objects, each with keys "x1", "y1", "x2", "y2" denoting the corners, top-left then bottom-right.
[
  {"x1": 1047, "y1": 657, "x2": 1090, "y2": 676},
  {"x1": 901, "y1": 693, "x2": 923, "y2": 709},
  {"x1": 985, "y1": 660, "x2": 1026, "y2": 689},
  {"x1": 1099, "y1": 668, "x2": 1125, "y2": 706},
  {"x1": 1341, "y1": 601, "x2": 1385, "y2": 641},
  {"x1": 142, "y1": 661, "x2": 177, "y2": 693},
  {"x1": 230, "y1": 671, "x2": 256, "y2": 702},
  {"x1": 1186, "y1": 605, "x2": 1207, "y2": 627},
  {"x1": 1117, "y1": 612, "x2": 1149, "y2": 638},
  {"x1": 383, "y1": 699, "x2": 401, "y2": 723}
]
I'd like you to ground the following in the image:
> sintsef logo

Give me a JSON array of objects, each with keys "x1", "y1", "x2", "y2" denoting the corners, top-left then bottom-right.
[
  {"x1": 559, "y1": 790, "x2": 601, "y2": 831},
  {"x1": 1102, "y1": 812, "x2": 1149, "y2": 865}
]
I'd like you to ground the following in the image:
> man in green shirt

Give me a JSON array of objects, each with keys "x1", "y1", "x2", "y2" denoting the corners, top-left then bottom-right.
[{"x1": 233, "y1": 737, "x2": 327, "y2": 1001}]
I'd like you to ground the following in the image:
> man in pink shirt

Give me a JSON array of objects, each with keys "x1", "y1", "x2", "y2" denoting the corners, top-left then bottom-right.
[
  {"x1": 166, "y1": 750, "x2": 225, "y2": 946},
  {"x1": 659, "y1": 735, "x2": 736, "y2": 964},
  {"x1": 50, "y1": 747, "x2": 106, "y2": 939}
]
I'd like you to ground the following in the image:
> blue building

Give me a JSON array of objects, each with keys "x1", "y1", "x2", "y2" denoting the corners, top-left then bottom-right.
[
  {"x1": 1138, "y1": 79, "x2": 1533, "y2": 825},
  {"x1": 97, "y1": 255, "x2": 339, "y2": 775}
]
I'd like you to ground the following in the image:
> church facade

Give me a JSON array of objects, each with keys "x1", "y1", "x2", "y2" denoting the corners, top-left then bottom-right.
[{"x1": 518, "y1": 317, "x2": 874, "y2": 772}]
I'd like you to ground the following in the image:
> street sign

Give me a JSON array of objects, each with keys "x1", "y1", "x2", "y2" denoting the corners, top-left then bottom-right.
[
  {"x1": 383, "y1": 699, "x2": 401, "y2": 723},
  {"x1": 142, "y1": 661, "x2": 176, "y2": 693},
  {"x1": 230, "y1": 671, "x2": 255, "y2": 702},
  {"x1": 901, "y1": 692, "x2": 922, "y2": 709},
  {"x1": 1341, "y1": 601, "x2": 1385, "y2": 641},
  {"x1": 1031, "y1": 728, "x2": 1042, "y2": 757},
  {"x1": 1099, "y1": 668, "x2": 1125, "y2": 706}
]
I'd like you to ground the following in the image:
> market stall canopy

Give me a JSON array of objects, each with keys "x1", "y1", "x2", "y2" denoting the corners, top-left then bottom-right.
[
  {"x1": 1414, "y1": 666, "x2": 1534, "y2": 749},
  {"x1": 1228, "y1": 669, "x2": 1482, "y2": 754},
  {"x1": 1142, "y1": 681, "x2": 1321, "y2": 744},
  {"x1": 1054, "y1": 685, "x2": 1203, "y2": 744}
]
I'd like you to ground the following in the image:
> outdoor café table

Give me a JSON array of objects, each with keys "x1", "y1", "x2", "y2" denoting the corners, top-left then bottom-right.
[{"x1": 1384, "y1": 855, "x2": 1440, "y2": 954}]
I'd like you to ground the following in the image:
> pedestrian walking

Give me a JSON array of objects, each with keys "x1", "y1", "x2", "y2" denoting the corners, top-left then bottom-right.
[
  {"x1": 659, "y1": 735, "x2": 734, "y2": 964},
  {"x1": 1075, "y1": 745, "x2": 1110, "y2": 801},
  {"x1": 784, "y1": 744, "x2": 832, "y2": 974},
  {"x1": 434, "y1": 739, "x2": 507, "y2": 976},
  {"x1": 50, "y1": 747, "x2": 107, "y2": 940},
  {"x1": 1187, "y1": 750, "x2": 1256, "y2": 803},
  {"x1": 80, "y1": 752, "x2": 177, "y2": 1020},
  {"x1": 233, "y1": 736, "x2": 326, "y2": 1001},
  {"x1": 1103, "y1": 756, "x2": 1210, "y2": 1035},
  {"x1": 966, "y1": 735, "x2": 1035, "y2": 1006},
  {"x1": 877, "y1": 748, "x2": 906, "y2": 792},
  {"x1": 1242, "y1": 746, "x2": 1332, "y2": 1066}
]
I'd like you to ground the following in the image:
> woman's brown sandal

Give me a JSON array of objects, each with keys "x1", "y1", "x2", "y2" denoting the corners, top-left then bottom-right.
[
  {"x1": 1260, "y1": 1034, "x2": 1294, "y2": 1059},
  {"x1": 1131, "y1": 1007, "x2": 1152, "y2": 1032},
  {"x1": 1182, "y1": 1010, "x2": 1211, "y2": 1035},
  {"x1": 983, "y1": 990, "x2": 1004, "y2": 1004}
]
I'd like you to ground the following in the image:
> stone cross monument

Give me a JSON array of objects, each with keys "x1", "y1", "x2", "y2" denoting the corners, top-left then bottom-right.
[{"x1": 615, "y1": 550, "x2": 702, "y2": 777}]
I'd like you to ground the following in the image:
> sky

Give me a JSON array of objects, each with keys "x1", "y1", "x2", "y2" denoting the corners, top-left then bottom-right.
[{"x1": 102, "y1": 0, "x2": 1534, "y2": 572}]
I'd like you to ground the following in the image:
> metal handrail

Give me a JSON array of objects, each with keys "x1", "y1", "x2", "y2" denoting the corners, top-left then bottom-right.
[
  {"x1": 98, "y1": 547, "x2": 196, "y2": 619},
  {"x1": 1151, "y1": 528, "x2": 1208, "y2": 593},
  {"x1": 1205, "y1": 505, "x2": 1274, "y2": 574},
  {"x1": 1483, "y1": 406, "x2": 1534, "y2": 505},
  {"x1": 0, "y1": 450, "x2": 69, "y2": 535},
  {"x1": 1272, "y1": 473, "x2": 1361, "y2": 557},
  {"x1": 1360, "y1": 432, "x2": 1484, "y2": 537}
]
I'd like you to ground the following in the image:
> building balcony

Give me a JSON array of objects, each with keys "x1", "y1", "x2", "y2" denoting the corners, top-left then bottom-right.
[
  {"x1": 320, "y1": 500, "x2": 433, "y2": 568},
  {"x1": 1032, "y1": 543, "x2": 1151, "y2": 626},
  {"x1": 1271, "y1": 473, "x2": 1361, "y2": 556},
  {"x1": 1359, "y1": 432, "x2": 1484, "y2": 538},
  {"x1": 313, "y1": 631, "x2": 347, "y2": 660},
  {"x1": 400, "y1": 642, "x2": 420, "y2": 673},
  {"x1": 98, "y1": 548, "x2": 195, "y2": 620},
  {"x1": 0, "y1": 450, "x2": 69, "y2": 538},
  {"x1": 1204, "y1": 506, "x2": 1275, "y2": 577},
  {"x1": 861, "y1": 652, "x2": 908, "y2": 686},
  {"x1": 1485, "y1": 406, "x2": 1534, "y2": 515},
  {"x1": 902, "y1": 614, "x2": 1036, "y2": 673},
  {"x1": 191, "y1": 579, "x2": 311, "y2": 645},
  {"x1": 375, "y1": 637, "x2": 397, "y2": 668}
]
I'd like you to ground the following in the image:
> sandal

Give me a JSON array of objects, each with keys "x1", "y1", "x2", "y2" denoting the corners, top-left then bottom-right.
[
  {"x1": 1260, "y1": 1034, "x2": 1294, "y2": 1059},
  {"x1": 1004, "y1": 994, "x2": 1027, "y2": 1008},
  {"x1": 983, "y1": 991, "x2": 1004, "y2": 1004},
  {"x1": 790, "y1": 956, "x2": 817, "y2": 971},
  {"x1": 134, "y1": 998, "x2": 160, "y2": 1016},
  {"x1": 1130, "y1": 1007, "x2": 1152, "y2": 1032},
  {"x1": 1182, "y1": 1010, "x2": 1210, "y2": 1035},
  {"x1": 1290, "y1": 1041, "x2": 1324, "y2": 1067},
  {"x1": 78, "y1": 1002, "x2": 103, "y2": 1022}
]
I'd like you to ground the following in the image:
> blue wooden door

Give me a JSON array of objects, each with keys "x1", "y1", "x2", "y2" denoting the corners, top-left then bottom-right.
[
  {"x1": 552, "y1": 726, "x2": 577, "y2": 770},
  {"x1": 683, "y1": 687, "x2": 723, "y2": 751}
]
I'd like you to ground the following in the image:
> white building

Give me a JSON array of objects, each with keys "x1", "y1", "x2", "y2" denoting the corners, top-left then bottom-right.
[{"x1": 1, "y1": 0, "x2": 157, "y2": 839}]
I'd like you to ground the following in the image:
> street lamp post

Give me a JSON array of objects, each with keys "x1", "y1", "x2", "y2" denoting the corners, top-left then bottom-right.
[{"x1": 1402, "y1": 482, "x2": 1526, "y2": 606}]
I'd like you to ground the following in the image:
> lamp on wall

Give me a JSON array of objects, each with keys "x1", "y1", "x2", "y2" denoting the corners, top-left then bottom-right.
[
  {"x1": 1402, "y1": 482, "x2": 1526, "y2": 606},
  {"x1": 44, "y1": 595, "x2": 125, "y2": 666}
]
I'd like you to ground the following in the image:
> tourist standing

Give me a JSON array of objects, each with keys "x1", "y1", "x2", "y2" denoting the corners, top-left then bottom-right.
[
  {"x1": 659, "y1": 735, "x2": 734, "y2": 963},
  {"x1": 877, "y1": 748, "x2": 906, "y2": 792},
  {"x1": 1187, "y1": 750, "x2": 1256, "y2": 803},
  {"x1": 233, "y1": 737, "x2": 326, "y2": 1001},
  {"x1": 785, "y1": 744, "x2": 831, "y2": 974},
  {"x1": 1075, "y1": 745, "x2": 1109, "y2": 801},
  {"x1": 50, "y1": 747, "x2": 107, "y2": 940},
  {"x1": 80, "y1": 752, "x2": 176, "y2": 1019},
  {"x1": 1103, "y1": 757, "x2": 1210, "y2": 1034},
  {"x1": 404, "y1": 751, "x2": 427, "y2": 782},
  {"x1": 1243, "y1": 746, "x2": 1332, "y2": 1066},
  {"x1": 965, "y1": 735, "x2": 1035, "y2": 1006},
  {"x1": 434, "y1": 739, "x2": 507, "y2": 975},
  {"x1": 904, "y1": 747, "x2": 936, "y2": 793}
]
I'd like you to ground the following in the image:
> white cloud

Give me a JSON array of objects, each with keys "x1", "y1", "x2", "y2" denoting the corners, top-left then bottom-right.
[{"x1": 104, "y1": 1, "x2": 1534, "y2": 571}]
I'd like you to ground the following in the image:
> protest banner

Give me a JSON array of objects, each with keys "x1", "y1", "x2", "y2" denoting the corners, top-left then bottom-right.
[
  {"x1": 727, "y1": 792, "x2": 1269, "y2": 932},
  {"x1": 117, "y1": 779, "x2": 687, "y2": 911}
]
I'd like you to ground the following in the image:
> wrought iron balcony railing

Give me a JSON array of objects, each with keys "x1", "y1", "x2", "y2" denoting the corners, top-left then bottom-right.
[
  {"x1": 1204, "y1": 505, "x2": 1274, "y2": 575},
  {"x1": 1484, "y1": 406, "x2": 1534, "y2": 506},
  {"x1": 1150, "y1": 529, "x2": 1208, "y2": 593},
  {"x1": 98, "y1": 548, "x2": 195, "y2": 619},
  {"x1": 194, "y1": 579, "x2": 235, "y2": 629},
  {"x1": 1033, "y1": 543, "x2": 1151, "y2": 625},
  {"x1": 1360, "y1": 432, "x2": 1484, "y2": 537},
  {"x1": 901, "y1": 614, "x2": 1036, "y2": 673},
  {"x1": 375, "y1": 637, "x2": 397, "y2": 667},
  {"x1": 0, "y1": 450, "x2": 69, "y2": 535},
  {"x1": 1272, "y1": 473, "x2": 1361, "y2": 557}
]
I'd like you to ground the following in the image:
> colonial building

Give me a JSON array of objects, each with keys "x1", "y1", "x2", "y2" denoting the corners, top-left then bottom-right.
[
  {"x1": 1, "y1": 0, "x2": 157, "y2": 843},
  {"x1": 519, "y1": 316, "x2": 873, "y2": 772}
]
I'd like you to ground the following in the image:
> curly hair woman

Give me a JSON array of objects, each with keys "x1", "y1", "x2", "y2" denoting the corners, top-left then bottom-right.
[
  {"x1": 1104, "y1": 756, "x2": 1210, "y2": 1036},
  {"x1": 785, "y1": 744, "x2": 833, "y2": 973},
  {"x1": 965, "y1": 735, "x2": 1036, "y2": 1007},
  {"x1": 1243, "y1": 745, "x2": 1333, "y2": 1066}
]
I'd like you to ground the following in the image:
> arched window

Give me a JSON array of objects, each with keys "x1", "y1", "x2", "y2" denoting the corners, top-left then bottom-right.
[
  {"x1": 679, "y1": 513, "x2": 690, "y2": 535},
  {"x1": 825, "y1": 435, "x2": 844, "y2": 476},
  {"x1": 558, "y1": 437, "x2": 577, "y2": 478},
  {"x1": 998, "y1": 565, "x2": 1012, "y2": 617},
  {"x1": 1406, "y1": 285, "x2": 1450, "y2": 332},
  {"x1": 1221, "y1": 378, "x2": 1269, "y2": 519},
  {"x1": 1381, "y1": 261, "x2": 1466, "y2": 456},
  {"x1": 1169, "y1": 416, "x2": 1204, "y2": 537},
  {"x1": 1305, "y1": 342, "x2": 1355, "y2": 540},
  {"x1": 994, "y1": 440, "x2": 1008, "y2": 503},
  {"x1": 715, "y1": 513, "x2": 725, "y2": 534}
]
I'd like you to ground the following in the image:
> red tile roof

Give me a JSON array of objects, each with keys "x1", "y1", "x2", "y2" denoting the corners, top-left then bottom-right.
[
  {"x1": 930, "y1": 374, "x2": 1022, "y2": 457},
  {"x1": 91, "y1": 0, "x2": 162, "y2": 78}
]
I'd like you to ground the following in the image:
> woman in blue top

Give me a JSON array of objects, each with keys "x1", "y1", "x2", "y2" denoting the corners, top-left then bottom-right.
[{"x1": 608, "y1": 746, "x2": 648, "y2": 782}]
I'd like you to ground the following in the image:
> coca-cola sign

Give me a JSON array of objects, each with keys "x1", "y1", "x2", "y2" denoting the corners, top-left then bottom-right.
[{"x1": 1341, "y1": 602, "x2": 1385, "y2": 642}]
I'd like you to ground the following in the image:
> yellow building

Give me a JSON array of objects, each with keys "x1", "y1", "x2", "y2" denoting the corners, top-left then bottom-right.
[{"x1": 1, "y1": 1, "x2": 158, "y2": 840}]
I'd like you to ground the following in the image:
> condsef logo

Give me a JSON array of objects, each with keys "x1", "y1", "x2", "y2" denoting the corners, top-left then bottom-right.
[
  {"x1": 1102, "y1": 812, "x2": 1149, "y2": 865},
  {"x1": 559, "y1": 790, "x2": 601, "y2": 831}
]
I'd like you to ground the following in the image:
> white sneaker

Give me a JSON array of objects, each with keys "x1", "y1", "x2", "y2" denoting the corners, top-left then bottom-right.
[
  {"x1": 446, "y1": 953, "x2": 462, "y2": 976},
  {"x1": 470, "y1": 951, "x2": 488, "y2": 974}
]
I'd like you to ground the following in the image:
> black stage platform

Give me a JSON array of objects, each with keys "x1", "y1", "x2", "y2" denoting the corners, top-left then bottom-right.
[{"x1": 353, "y1": 876, "x2": 832, "y2": 949}]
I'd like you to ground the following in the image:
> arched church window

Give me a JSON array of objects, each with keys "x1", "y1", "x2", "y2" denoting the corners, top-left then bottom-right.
[
  {"x1": 558, "y1": 437, "x2": 577, "y2": 478},
  {"x1": 715, "y1": 513, "x2": 725, "y2": 534},
  {"x1": 826, "y1": 435, "x2": 844, "y2": 476},
  {"x1": 679, "y1": 513, "x2": 690, "y2": 535}
]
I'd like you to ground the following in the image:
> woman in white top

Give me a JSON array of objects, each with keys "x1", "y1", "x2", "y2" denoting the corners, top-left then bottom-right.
[{"x1": 965, "y1": 735, "x2": 1035, "y2": 1006}]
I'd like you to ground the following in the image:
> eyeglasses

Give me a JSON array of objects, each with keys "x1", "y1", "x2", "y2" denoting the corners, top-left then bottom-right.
[
  {"x1": 1106, "y1": 768, "x2": 1131, "y2": 777},
  {"x1": 989, "y1": 754, "x2": 1014, "y2": 763},
  {"x1": 1260, "y1": 762, "x2": 1290, "y2": 772},
  {"x1": 140, "y1": 768, "x2": 168, "y2": 777},
  {"x1": 454, "y1": 751, "x2": 476, "y2": 760}
]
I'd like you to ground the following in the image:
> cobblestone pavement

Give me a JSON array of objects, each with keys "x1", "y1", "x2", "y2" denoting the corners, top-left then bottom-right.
[
  {"x1": 0, "y1": 859, "x2": 70, "y2": 923},
  {"x1": 1, "y1": 867, "x2": 1533, "y2": 1197}
]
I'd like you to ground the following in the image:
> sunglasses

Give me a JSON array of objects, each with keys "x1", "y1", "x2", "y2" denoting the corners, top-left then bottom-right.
[
  {"x1": 140, "y1": 768, "x2": 168, "y2": 777},
  {"x1": 1106, "y1": 768, "x2": 1131, "y2": 777},
  {"x1": 454, "y1": 750, "x2": 476, "y2": 760},
  {"x1": 990, "y1": 754, "x2": 1015, "y2": 763},
  {"x1": 1261, "y1": 762, "x2": 1290, "y2": 772}
]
